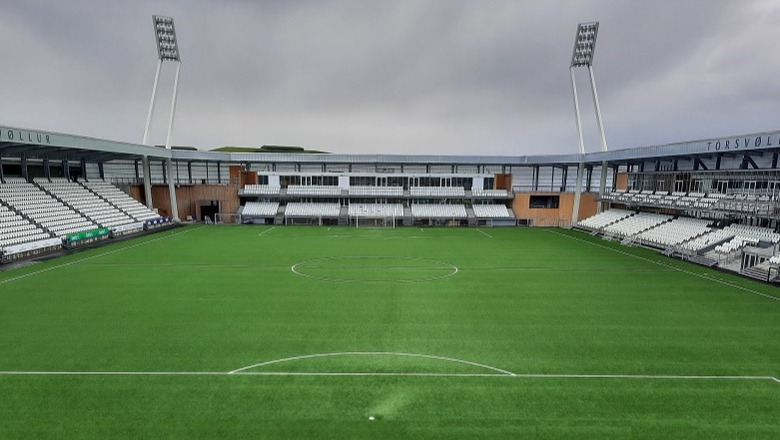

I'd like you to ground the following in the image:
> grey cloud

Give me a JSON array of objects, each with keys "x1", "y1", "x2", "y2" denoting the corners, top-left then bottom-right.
[{"x1": 0, "y1": 0, "x2": 777, "y2": 156}]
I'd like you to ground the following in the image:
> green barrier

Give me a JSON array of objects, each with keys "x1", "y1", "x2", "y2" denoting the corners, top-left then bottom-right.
[{"x1": 66, "y1": 228, "x2": 110, "y2": 243}]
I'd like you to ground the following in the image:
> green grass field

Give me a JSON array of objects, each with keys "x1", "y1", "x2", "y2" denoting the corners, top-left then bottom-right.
[{"x1": 1, "y1": 225, "x2": 779, "y2": 439}]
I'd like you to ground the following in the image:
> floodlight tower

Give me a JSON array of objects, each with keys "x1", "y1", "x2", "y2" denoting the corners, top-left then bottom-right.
[
  {"x1": 569, "y1": 22, "x2": 609, "y2": 225},
  {"x1": 142, "y1": 15, "x2": 181, "y2": 222}
]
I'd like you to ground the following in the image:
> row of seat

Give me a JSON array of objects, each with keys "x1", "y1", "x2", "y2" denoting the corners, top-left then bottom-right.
[
  {"x1": 472, "y1": 189, "x2": 509, "y2": 197},
  {"x1": 409, "y1": 187, "x2": 465, "y2": 197},
  {"x1": 578, "y1": 209, "x2": 633, "y2": 230},
  {"x1": 242, "y1": 201, "x2": 280, "y2": 217},
  {"x1": 286, "y1": 185, "x2": 342, "y2": 196},
  {"x1": 82, "y1": 180, "x2": 160, "y2": 222},
  {"x1": 38, "y1": 178, "x2": 134, "y2": 228},
  {"x1": 348, "y1": 186, "x2": 405, "y2": 196},
  {"x1": 0, "y1": 181, "x2": 97, "y2": 238},
  {"x1": 0, "y1": 179, "x2": 164, "y2": 251},
  {"x1": 0, "y1": 205, "x2": 52, "y2": 248},
  {"x1": 348, "y1": 203, "x2": 404, "y2": 218},
  {"x1": 284, "y1": 202, "x2": 341, "y2": 217},
  {"x1": 410, "y1": 204, "x2": 468, "y2": 219},
  {"x1": 472, "y1": 204, "x2": 514, "y2": 219},
  {"x1": 715, "y1": 236, "x2": 759, "y2": 254},
  {"x1": 635, "y1": 217, "x2": 711, "y2": 247},
  {"x1": 602, "y1": 212, "x2": 672, "y2": 238},
  {"x1": 243, "y1": 184, "x2": 281, "y2": 195}
]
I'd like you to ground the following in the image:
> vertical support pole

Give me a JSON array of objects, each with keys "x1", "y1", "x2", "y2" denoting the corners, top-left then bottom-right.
[
  {"x1": 142, "y1": 155, "x2": 154, "y2": 209},
  {"x1": 62, "y1": 159, "x2": 69, "y2": 181},
  {"x1": 587, "y1": 66, "x2": 608, "y2": 153},
  {"x1": 587, "y1": 66, "x2": 610, "y2": 213},
  {"x1": 598, "y1": 160, "x2": 608, "y2": 212},
  {"x1": 570, "y1": 68, "x2": 586, "y2": 225},
  {"x1": 98, "y1": 161, "x2": 105, "y2": 181},
  {"x1": 572, "y1": 161, "x2": 585, "y2": 226},
  {"x1": 142, "y1": 60, "x2": 163, "y2": 145},
  {"x1": 81, "y1": 158, "x2": 87, "y2": 182},
  {"x1": 21, "y1": 155, "x2": 28, "y2": 182},
  {"x1": 43, "y1": 157, "x2": 51, "y2": 181},
  {"x1": 0, "y1": 154, "x2": 4, "y2": 183},
  {"x1": 166, "y1": 158, "x2": 180, "y2": 222},
  {"x1": 570, "y1": 68, "x2": 586, "y2": 155},
  {"x1": 165, "y1": 62, "x2": 182, "y2": 222},
  {"x1": 165, "y1": 63, "x2": 181, "y2": 151}
]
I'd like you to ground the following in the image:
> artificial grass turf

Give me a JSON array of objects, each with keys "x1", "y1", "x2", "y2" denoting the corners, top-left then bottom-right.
[{"x1": 0, "y1": 225, "x2": 779, "y2": 439}]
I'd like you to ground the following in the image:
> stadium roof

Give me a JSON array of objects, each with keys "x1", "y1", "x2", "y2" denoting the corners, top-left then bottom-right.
[{"x1": 2, "y1": 123, "x2": 780, "y2": 167}]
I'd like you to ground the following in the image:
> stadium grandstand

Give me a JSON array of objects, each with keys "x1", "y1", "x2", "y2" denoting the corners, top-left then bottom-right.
[{"x1": 3, "y1": 124, "x2": 780, "y2": 282}]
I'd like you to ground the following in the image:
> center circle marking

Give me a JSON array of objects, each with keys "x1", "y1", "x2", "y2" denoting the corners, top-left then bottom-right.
[{"x1": 291, "y1": 256, "x2": 458, "y2": 283}]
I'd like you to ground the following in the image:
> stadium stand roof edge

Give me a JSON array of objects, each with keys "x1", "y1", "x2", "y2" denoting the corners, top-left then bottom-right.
[{"x1": 3, "y1": 123, "x2": 780, "y2": 166}]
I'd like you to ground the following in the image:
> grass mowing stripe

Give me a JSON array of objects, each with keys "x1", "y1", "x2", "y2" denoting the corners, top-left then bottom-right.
[
  {"x1": 0, "y1": 226, "x2": 204, "y2": 286},
  {"x1": 1, "y1": 226, "x2": 778, "y2": 439},
  {"x1": 551, "y1": 229, "x2": 780, "y2": 303}
]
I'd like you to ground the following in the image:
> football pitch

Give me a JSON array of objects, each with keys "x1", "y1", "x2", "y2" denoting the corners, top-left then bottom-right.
[{"x1": 0, "y1": 225, "x2": 778, "y2": 439}]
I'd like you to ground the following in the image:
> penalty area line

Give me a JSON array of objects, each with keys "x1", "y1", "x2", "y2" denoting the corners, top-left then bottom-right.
[
  {"x1": 257, "y1": 227, "x2": 276, "y2": 237},
  {"x1": 476, "y1": 229, "x2": 493, "y2": 239}
]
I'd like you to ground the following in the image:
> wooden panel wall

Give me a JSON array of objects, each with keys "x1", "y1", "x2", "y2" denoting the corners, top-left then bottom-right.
[
  {"x1": 512, "y1": 192, "x2": 599, "y2": 226},
  {"x1": 148, "y1": 185, "x2": 240, "y2": 220},
  {"x1": 494, "y1": 174, "x2": 512, "y2": 190},
  {"x1": 615, "y1": 172, "x2": 628, "y2": 191}
]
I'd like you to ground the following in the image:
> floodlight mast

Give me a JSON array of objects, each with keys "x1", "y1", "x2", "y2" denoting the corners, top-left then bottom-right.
[
  {"x1": 569, "y1": 22, "x2": 610, "y2": 224},
  {"x1": 142, "y1": 15, "x2": 181, "y2": 222}
]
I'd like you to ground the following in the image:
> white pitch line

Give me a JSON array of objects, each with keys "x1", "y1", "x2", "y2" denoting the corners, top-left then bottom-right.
[
  {"x1": 0, "y1": 226, "x2": 203, "y2": 286},
  {"x1": 551, "y1": 230, "x2": 780, "y2": 303},
  {"x1": 236, "y1": 372, "x2": 506, "y2": 377},
  {"x1": 0, "y1": 371, "x2": 224, "y2": 376},
  {"x1": 0, "y1": 371, "x2": 777, "y2": 385},
  {"x1": 257, "y1": 227, "x2": 276, "y2": 237},
  {"x1": 476, "y1": 229, "x2": 493, "y2": 239},
  {"x1": 229, "y1": 352, "x2": 514, "y2": 376}
]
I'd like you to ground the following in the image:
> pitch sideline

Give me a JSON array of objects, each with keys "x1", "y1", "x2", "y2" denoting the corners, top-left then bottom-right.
[{"x1": 0, "y1": 226, "x2": 204, "y2": 286}]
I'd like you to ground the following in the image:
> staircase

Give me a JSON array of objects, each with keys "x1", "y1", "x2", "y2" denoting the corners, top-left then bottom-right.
[
  {"x1": 741, "y1": 266, "x2": 770, "y2": 282},
  {"x1": 403, "y1": 206, "x2": 413, "y2": 226},
  {"x1": 274, "y1": 205, "x2": 285, "y2": 225},
  {"x1": 338, "y1": 205, "x2": 349, "y2": 226},
  {"x1": 687, "y1": 254, "x2": 718, "y2": 267},
  {"x1": 466, "y1": 206, "x2": 476, "y2": 227}
]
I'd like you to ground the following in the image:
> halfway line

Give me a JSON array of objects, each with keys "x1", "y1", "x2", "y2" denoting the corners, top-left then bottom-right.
[{"x1": 0, "y1": 370, "x2": 777, "y2": 385}]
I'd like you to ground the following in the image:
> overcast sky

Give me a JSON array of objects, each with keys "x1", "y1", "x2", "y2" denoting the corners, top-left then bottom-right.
[{"x1": 0, "y1": 0, "x2": 778, "y2": 156}]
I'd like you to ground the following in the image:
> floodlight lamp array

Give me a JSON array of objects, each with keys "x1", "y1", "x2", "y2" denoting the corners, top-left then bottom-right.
[
  {"x1": 570, "y1": 22, "x2": 599, "y2": 68},
  {"x1": 153, "y1": 15, "x2": 180, "y2": 62}
]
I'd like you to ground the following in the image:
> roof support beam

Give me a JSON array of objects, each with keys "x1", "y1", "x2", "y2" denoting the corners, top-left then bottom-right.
[{"x1": 740, "y1": 154, "x2": 759, "y2": 170}]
